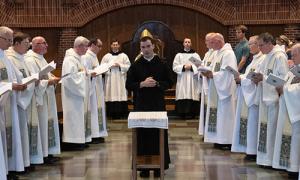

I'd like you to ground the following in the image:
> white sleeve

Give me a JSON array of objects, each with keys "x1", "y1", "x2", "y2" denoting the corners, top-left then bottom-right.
[
  {"x1": 119, "y1": 54, "x2": 131, "y2": 74},
  {"x1": 173, "y1": 53, "x2": 184, "y2": 74},
  {"x1": 61, "y1": 57, "x2": 86, "y2": 97},
  {"x1": 213, "y1": 51, "x2": 237, "y2": 100}
]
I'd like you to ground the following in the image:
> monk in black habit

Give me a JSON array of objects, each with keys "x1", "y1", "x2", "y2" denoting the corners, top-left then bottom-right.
[{"x1": 126, "y1": 36, "x2": 173, "y2": 178}]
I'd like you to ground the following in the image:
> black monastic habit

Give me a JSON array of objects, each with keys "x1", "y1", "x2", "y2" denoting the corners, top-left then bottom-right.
[{"x1": 126, "y1": 55, "x2": 173, "y2": 169}]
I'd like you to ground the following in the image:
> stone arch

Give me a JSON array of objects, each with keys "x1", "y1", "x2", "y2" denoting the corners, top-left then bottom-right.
[{"x1": 70, "y1": 0, "x2": 234, "y2": 27}]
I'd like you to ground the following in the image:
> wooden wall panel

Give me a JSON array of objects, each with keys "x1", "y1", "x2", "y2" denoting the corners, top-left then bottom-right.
[
  {"x1": 13, "y1": 28, "x2": 61, "y2": 62},
  {"x1": 247, "y1": 25, "x2": 285, "y2": 38},
  {"x1": 78, "y1": 5, "x2": 227, "y2": 58},
  {"x1": 10, "y1": 5, "x2": 286, "y2": 65}
]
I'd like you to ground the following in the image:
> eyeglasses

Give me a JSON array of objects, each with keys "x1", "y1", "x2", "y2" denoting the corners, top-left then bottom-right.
[
  {"x1": 0, "y1": 36, "x2": 13, "y2": 43},
  {"x1": 22, "y1": 41, "x2": 30, "y2": 45},
  {"x1": 36, "y1": 41, "x2": 47, "y2": 45},
  {"x1": 258, "y1": 43, "x2": 266, "y2": 47},
  {"x1": 78, "y1": 44, "x2": 88, "y2": 48}
]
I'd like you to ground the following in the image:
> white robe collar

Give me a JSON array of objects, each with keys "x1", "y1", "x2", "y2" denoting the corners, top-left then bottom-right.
[
  {"x1": 253, "y1": 52, "x2": 263, "y2": 59},
  {"x1": 266, "y1": 44, "x2": 287, "y2": 59},
  {"x1": 86, "y1": 49, "x2": 96, "y2": 58},
  {"x1": 5, "y1": 47, "x2": 23, "y2": 61},
  {"x1": 26, "y1": 49, "x2": 44, "y2": 60},
  {"x1": 144, "y1": 55, "x2": 154, "y2": 62},
  {"x1": 216, "y1": 43, "x2": 233, "y2": 55},
  {"x1": 65, "y1": 48, "x2": 81, "y2": 61}
]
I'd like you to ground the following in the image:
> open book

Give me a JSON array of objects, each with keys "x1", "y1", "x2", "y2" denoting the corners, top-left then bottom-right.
[
  {"x1": 90, "y1": 63, "x2": 110, "y2": 76},
  {"x1": 188, "y1": 56, "x2": 202, "y2": 67},
  {"x1": 225, "y1": 66, "x2": 239, "y2": 77},
  {"x1": 290, "y1": 65, "x2": 300, "y2": 77},
  {"x1": 266, "y1": 73, "x2": 286, "y2": 87},
  {"x1": 198, "y1": 66, "x2": 212, "y2": 73},
  {"x1": 0, "y1": 82, "x2": 12, "y2": 96},
  {"x1": 21, "y1": 73, "x2": 39, "y2": 85},
  {"x1": 39, "y1": 61, "x2": 56, "y2": 78}
]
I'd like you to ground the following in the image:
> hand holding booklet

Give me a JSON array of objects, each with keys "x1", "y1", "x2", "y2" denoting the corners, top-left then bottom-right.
[
  {"x1": 266, "y1": 73, "x2": 286, "y2": 87},
  {"x1": 198, "y1": 66, "x2": 212, "y2": 73},
  {"x1": 39, "y1": 61, "x2": 56, "y2": 78},
  {"x1": 225, "y1": 66, "x2": 239, "y2": 77},
  {"x1": 91, "y1": 63, "x2": 110, "y2": 75},
  {"x1": 188, "y1": 56, "x2": 202, "y2": 67},
  {"x1": 21, "y1": 73, "x2": 39, "y2": 85}
]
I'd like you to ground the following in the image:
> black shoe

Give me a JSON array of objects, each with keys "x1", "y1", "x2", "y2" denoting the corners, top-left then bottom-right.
[
  {"x1": 25, "y1": 165, "x2": 35, "y2": 172},
  {"x1": 213, "y1": 143, "x2": 222, "y2": 149},
  {"x1": 62, "y1": 143, "x2": 84, "y2": 151},
  {"x1": 219, "y1": 144, "x2": 231, "y2": 150},
  {"x1": 48, "y1": 155, "x2": 61, "y2": 162},
  {"x1": 258, "y1": 165, "x2": 273, "y2": 169},
  {"x1": 44, "y1": 157, "x2": 55, "y2": 164},
  {"x1": 244, "y1": 154, "x2": 256, "y2": 161},
  {"x1": 7, "y1": 172, "x2": 19, "y2": 180},
  {"x1": 154, "y1": 170, "x2": 161, "y2": 177},
  {"x1": 288, "y1": 172, "x2": 299, "y2": 179},
  {"x1": 90, "y1": 137, "x2": 105, "y2": 144},
  {"x1": 139, "y1": 170, "x2": 150, "y2": 178},
  {"x1": 98, "y1": 137, "x2": 105, "y2": 143}
]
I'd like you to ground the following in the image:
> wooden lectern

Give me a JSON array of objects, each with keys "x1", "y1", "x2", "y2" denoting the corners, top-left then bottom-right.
[{"x1": 128, "y1": 111, "x2": 168, "y2": 180}]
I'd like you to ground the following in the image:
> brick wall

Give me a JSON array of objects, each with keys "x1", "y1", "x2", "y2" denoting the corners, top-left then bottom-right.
[
  {"x1": 57, "y1": 28, "x2": 78, "y2": 66},
  {"x1": 227, "y1": 26, "x2": 238, "y2": 48},
  {"x1": 1, "y1": 0, "x2": 300, "y2": 28},
  {"x1": 227, "y1": 24, "x2": 300, "y2": 48},
  {"x1": 284, "y1": 25, "x2": 300, "y2": 43}
]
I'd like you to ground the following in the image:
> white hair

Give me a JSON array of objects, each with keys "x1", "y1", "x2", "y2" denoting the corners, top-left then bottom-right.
[
  {"x1": 248, "y1": 35, "x2": 259, "y2": 44},
  {"x1": 74, "y1": 36, "x2": 89, "y2": 47},
  {"x1": 213, "y1": 33, "x2": 225, "y2": 43},
  {"x1": 0, "y1": 26, "x2": 13, "y2": 36},
  {"x1": 205, "y1": 32, "x2": 215, "y2": 40}
]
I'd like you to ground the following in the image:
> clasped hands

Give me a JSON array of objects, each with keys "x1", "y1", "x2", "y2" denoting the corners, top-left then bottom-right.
[
  {"x1": 140, "y1": 77, "x2": 158, "y2": 88},
  {"x1": 184, "y1": 64, "x2": 192, "y2": 70},
  {"x1": 111, "y1": 63, "x2": 120, "y2": 68}
]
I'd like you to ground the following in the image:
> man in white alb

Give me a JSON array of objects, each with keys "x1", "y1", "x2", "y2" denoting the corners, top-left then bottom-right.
[
  {"x1": 25, "y1": 36, "x2": 61, "y2": 164},
  {"x1": 173, "y1": 38, "x2": 202, "y2": 119},
  {"x1": 231, "y1": 35, "x2": 265, "y2": 160},
  {"x1": 201, "y1": 33, "x2": 237, "y2": 149},
  {"x1": 272, "y1": 43, "x2": 300, "y2": 178},
  {"x1": 82, "y1": 38, "x2": 108, "y2": 143},
  {"x1": 252, "y1": 32, "x2": 288, "y2": 167},
  {"x1": 101, "y1": 40, "x2": 130, "y2": 119},
  {"x1": 61, "y1": 36, "x2": 91, "y2": 149}
]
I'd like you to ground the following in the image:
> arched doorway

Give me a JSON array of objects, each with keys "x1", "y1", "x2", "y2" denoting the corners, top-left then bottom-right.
[{"x1": 122, "y1": 20, "x2": 182, "y2": 81}]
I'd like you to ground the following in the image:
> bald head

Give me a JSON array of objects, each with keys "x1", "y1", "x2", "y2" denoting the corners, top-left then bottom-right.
[
  {"x1": 291, "y1": 43, "x2": 300, "y2": 65},
  {"x1": 0, "y1": 26, "x2": 13, "y2": 50},
  {"x1": 205, "y1": 32, "x2": 215, "y2": 49},
  {"x1": 249, "y1": 35, "x2": 260, "y2": 55},
  {"x1": 32, "y1": 36, "x2": 48, "y2": 55},
  {"x1": 211, "y1": 33, "x2": 225, "y2": 50}
]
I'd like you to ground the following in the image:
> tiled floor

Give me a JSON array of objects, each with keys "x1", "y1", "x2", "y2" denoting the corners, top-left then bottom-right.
[{"x1": 19, "y1": 119, "x2": 291, "y2": 180}]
